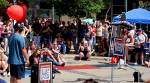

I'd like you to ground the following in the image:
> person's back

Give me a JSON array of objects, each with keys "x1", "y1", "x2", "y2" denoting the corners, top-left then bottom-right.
[
  {"x1": 8, "y1": 23, "x2": 29, "y2": 83},
  {"x1": 8, "y1": 33, "x2": 25, "y2": 64},
  {"x1": 0, "y1": 79, "x2": 6, "y2": 83}
]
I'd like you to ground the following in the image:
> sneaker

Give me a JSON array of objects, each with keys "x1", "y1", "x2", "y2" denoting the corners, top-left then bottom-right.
[
  {"x1": 141, "y1": 62, "x2": 144, "y2": 66},
  {"x1": 7, "y1": 72, "x2": 10, "y2": 77},
  {"x1": 1, "y1": 72, "x2": 7, "y2": 77},
  {"x1": 61, "y1": 62, "x2": 65, "y2": 66},
  {"x1": 53, "y1": 68, "x2": 61, "y2": 74},
  {"x1": 134, "y1": 62, "x2": 138, "y2": 65}
]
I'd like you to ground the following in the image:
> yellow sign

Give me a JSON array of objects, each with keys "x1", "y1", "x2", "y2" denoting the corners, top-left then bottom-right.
[{"x1": 139, "y1": 1, "x2": 150, "y2": 10}]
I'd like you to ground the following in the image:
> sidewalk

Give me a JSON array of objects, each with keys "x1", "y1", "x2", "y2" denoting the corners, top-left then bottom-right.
[{"x1": 1, "y1": 54, "x2": 150, "y2": 83}]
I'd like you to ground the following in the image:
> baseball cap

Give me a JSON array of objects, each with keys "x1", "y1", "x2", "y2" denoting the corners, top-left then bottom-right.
[
  {"x1": 14, "y1": 22, "x2": 25, "y2": 29},
  {"x1": 137, "y1": 28, "x2": 143, "y2": 32}
]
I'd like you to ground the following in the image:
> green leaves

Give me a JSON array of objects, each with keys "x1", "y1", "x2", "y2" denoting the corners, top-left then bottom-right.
[
  {"x1": 0, "y1": 0, "x2": 10, "y2": 8},
  {"x1": 47, "y1": 0, "x2": 105, "y2": 18},
  {"x1": 0, "y1": 0, "x2": 11, "y2": 16}
]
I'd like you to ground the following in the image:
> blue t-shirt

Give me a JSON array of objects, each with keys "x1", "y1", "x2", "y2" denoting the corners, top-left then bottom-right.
[
  {"x1": 0, "y1": 79, "x2": 6, "y2": 83},
  {"x1": 8, "y1": 33, "x2": 25, "y2": 65}
]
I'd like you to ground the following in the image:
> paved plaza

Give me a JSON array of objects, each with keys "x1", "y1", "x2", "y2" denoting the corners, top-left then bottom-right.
[{"x1": 1, "y1": 54, "x2": 150, "y2": 83}]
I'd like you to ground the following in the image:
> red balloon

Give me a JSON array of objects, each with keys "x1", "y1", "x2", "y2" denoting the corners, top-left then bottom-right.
[
  {"x1": 18, "y1": 4, "x2": 27, "y2": 22},
  {"x1": 6, "y1": 5, "x2": 26, "y2": 22}
]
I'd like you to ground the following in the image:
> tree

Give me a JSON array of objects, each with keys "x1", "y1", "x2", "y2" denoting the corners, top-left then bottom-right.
[
  {"x1": 48, "y1": 0, "x2": 105, "y2": 18},
  {"x1": 0, "y1": 0, "x2": 11, "y2": 16}
]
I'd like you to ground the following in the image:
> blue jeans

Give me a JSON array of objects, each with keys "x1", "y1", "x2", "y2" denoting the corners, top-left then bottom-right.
[
  {"x1": 92, "y1": 36, "x2": 96, "y2": 49},
  {"x1": 73, "y1": 37, "x2": 77, "y2": 52},
  {"x1": 47, "y1": 57, "x2": 61, "y2": 66},
  {"x1": 60, "y1": 43, "x2": 66, "y2": 54}
]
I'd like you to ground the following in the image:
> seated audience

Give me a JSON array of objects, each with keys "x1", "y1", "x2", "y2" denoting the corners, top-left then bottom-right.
[
  {"x1": 54, "y1": 33, "x2": 66, "y2": 54},
  {"x1": 0, "y1": 39, "x2": 8, "y2": 76},
  {"x1": 51, "y1": 42, "x2": 65, "y2": 65},
  {"x1": 29, "y1": 48, "x2": 65, "y2": 66},
  {"x1": 79, "y1": 41, "x2": 91, "y2": 61}
]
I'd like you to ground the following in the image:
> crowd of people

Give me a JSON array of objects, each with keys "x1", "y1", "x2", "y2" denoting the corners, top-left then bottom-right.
[
  {"x1": 120, "y1": 25, "x2": 150, "y2": 65},
  {"x1": 0, "y1": 17, "x2": 149, "y2": 82}
]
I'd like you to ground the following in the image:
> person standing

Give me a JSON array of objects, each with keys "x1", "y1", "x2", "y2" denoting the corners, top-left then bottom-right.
[
  {"x1": 8, "y1": 23, "x2": 29, "y2": 83},
  {"x1": 134, "y1": 28, "x2": 145, "y2": 65},
  {"x1": 96, "y1": 21, "x2": 103, "y2": 44}
]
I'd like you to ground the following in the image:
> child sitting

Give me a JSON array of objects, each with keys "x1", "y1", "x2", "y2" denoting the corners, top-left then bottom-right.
[
  {"x1": 79, "y1": 41, "x2": 91, "y2": 61},
  {"x1": 51, "y1": 42, "x2": 65, "y2": 65}
]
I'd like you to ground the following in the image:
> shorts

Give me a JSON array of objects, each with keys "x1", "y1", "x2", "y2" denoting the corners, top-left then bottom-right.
[
  {"x1": 135, "y1": 47, "x2": 144, "y2": 53},
  {"x1": 10, "y1": 64, "x2": 25, "y2": 79},
  {"x1": 53, "y1": 53, "x2": 59, "y2": 58}
]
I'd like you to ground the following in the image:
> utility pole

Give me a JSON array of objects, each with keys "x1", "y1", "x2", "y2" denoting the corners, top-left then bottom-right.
[
  {"x1": 125, "y1": 0, "x2": 128, "y2": 12},
  {"x1": 13, "y1": 0, "x2": 17, "y2": 25},
  {"x1": 13, "y1": 0, "x2": 17, "y2": 4},
  {"x1": 52, "y1": 0, "x2": 55, "y2": 24}
]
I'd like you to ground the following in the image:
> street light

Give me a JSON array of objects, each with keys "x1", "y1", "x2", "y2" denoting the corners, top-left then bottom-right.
[{"x1": 52, "y1": 0, "x2": 55, "y2": 24}]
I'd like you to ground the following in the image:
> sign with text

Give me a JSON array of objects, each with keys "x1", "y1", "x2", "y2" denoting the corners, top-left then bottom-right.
[
  {"x1": 39, "y1": 62, "x2": 53, "y2": 83},
  {"x1": 113, "y1": 38, "x2": 124, "y2": 56},
  {"x1": 139, "y1": 1, "x2": 150, "y2": 10}
]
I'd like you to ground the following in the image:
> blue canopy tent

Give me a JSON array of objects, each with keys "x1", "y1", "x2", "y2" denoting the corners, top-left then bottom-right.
[
  {"x1": 83, "y1": 18, "x2": 94, "y2": 24},
  {"x1": 113, "y1": 8, "x2": 150, "y2": 24}
]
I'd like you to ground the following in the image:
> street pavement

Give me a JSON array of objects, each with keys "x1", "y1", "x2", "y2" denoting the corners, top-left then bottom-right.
[{"x1": 1, "y1": 54, "x2": 150, "y2": 83}]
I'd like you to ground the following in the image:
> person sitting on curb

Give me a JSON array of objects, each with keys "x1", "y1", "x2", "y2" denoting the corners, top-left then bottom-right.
[
  {"x1": 51, "y1": 42, "x2": 66, "y2": 66},
  {"x1": 79, "y1": 41, "x2": 91, "y2": 61},
  {"x1": 29, "y1": 48, "x2": 65, "y2": 66},
  {"x1": 0, "y1": 38, "x2": 8, "y2": 76}
]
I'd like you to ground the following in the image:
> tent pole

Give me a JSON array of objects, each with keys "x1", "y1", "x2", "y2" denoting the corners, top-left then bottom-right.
[
  {"x1": 140, "y1": 24, "x2": 142, "y2": 29},
  {"x1": 147, "y1": 24, "x2": 148, "y2": 31},
  {"x1": 125, "y1": 0, "x2": 128, "y2": 12}
]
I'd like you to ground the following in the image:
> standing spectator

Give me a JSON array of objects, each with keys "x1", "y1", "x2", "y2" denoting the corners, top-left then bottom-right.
[
  {"x1": 66, "y1": 21, "x2": 73, "y2": 53},
  {"x1": 26, "y1": 24, "x2": 34, "y2": 46},
  {"x1": 102, "y1": 22, "x2": 110, "y2": 55},
  {"x1": 85, "y1": 24, "x2": 92, "y2": 50},
  {"x1": 2, "y1": 20, "x2": 13, "y2": 55},
  {"x1": 134, "y1": 28, "x2": 145, "y2": 65},
  {"x1": 96, "y1": 22, "x2": 103, "y2": 44},
  {"x1": 0, "y1": 19, "x2": 4, "y2": 37},
  {"x1": 71, "y1": 23, "x2": 78, "y2": 53},
  {"x1": 91, "y1": 24, "x2": 96, "y2": 50},
  {"x1": 8, "y1": 23, "x2": 29, "y2": 83},
  {"x1": 32, "y1": 18, "x2": 42, "y2": 48},
  {"x1": 78, "y1": 21, "x2": 86, "y2": 45},
  {"x1": 128, "y1": 27, "x2": 136, "y2": 45},
  {"x1": 103, "y1": 21, "x2": 109, "y2": 40}
]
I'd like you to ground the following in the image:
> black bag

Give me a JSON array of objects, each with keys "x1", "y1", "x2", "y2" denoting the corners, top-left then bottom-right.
[{"x1": 133, "y1": 72, "x2": 144, "y2": 82}]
